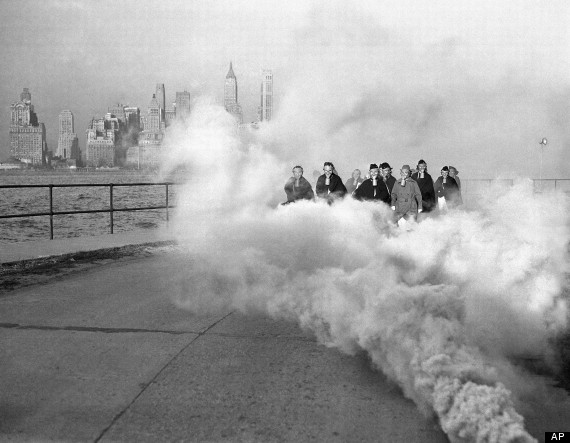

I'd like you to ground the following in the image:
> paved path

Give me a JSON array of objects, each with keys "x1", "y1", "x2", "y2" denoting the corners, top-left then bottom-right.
[
  {"x1": 0, "y1": 229, "x2": 174, "y2": 265},
  {"x1": 0, "y1": 253, "x2": 449, "y2": 443}
]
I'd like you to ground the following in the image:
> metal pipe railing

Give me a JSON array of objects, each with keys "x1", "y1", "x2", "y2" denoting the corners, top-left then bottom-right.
[{"x1": 0, "y1": 182, "x2": 176, "y2": 240}]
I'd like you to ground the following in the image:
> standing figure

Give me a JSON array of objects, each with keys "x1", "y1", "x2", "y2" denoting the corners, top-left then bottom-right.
[
  {"x1": 283, "y1": 165, "x2": 314, "y2": 204},
  {"x1": 448, "y1": 166, "x2": 463, "y2": 205},
  {"x1": 411, "y1": 159, "x2": 436, "y2": 213},
  {"x1": 434, "y1": 166, "x2": 460, "y2": 211},
  {"x1": 380, "y1": 162, "x2": 396, "y2": 199},
  {"x1": 391, "y1": 164, "x2": 423, "y2": 226},
  {"x1": 315, "y1": 162, "x2": 347, "y2": 204},
  {"x1": 353, "y1": 164, "x2": 391, "y2": 204},
  {"x1": 345, "y1": 169, "x2": 364, "y2": 194}
]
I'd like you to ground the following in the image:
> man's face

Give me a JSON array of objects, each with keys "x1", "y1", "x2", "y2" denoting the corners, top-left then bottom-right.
[
  {"x1": 352, "y1": 170, "x2": 361, "y2": 180},
  {"x1": 400, "y1": 169, "x2": 410, "y2": 179},
  {"x1": 441, "y1": 170, "x2": 449, "y2": 178},
  {"x1": 293, "y1": 168, "x2": 303, "y2": 180},
  {"x1": 381, "y1": 168, "x2": 391, "y2": 178},
  {"x1": 323, "y1": 165, "x2": 333, "y2": 177},
  {"x1": 449, "y1": 169, "x2": 456, "y2": 178},
  {"x1": 370, "y1": 168, "x2": 379, "y2": 179},
  {"x1": 418, "y1": 163, "x2": 427, "y2": 173}
]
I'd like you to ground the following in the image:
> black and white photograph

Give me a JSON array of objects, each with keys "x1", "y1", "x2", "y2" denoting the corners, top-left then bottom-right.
[{"x1": 1, "y1": 1, "x2": 569, "y2": 442}]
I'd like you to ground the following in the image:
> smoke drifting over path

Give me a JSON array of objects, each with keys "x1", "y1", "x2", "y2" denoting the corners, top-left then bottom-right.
[{"x1": 161, "y1": 101, "x2": 569, "y2": 442}]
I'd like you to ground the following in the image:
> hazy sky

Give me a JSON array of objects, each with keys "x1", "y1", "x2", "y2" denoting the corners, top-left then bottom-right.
[{"x1": 1, "y1": 0, "x2": 569, "y2": 177}]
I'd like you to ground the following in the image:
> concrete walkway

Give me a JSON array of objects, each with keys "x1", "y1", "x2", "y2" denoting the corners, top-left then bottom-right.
[
  {"x1": 0, "y1": 229, "x2": 175, "y2": 265},
  {"x1": 1, "y1": 232, "x2": 568, "y2": 442},
  {"x1": 0, "y1": 252, "x2": 449, "y2": 443}
]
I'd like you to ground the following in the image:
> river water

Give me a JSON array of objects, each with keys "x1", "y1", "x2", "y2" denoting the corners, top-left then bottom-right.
[{"x1": 0, "y1": 170, "x2": 182, "y2": 243}]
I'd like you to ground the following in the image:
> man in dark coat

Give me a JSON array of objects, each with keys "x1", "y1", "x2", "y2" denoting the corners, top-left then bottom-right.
[
  {"x1": 315, "y1": 161, "x2": 347, "y2": 204},
  {"x1": 434, "y1": 166, "x2": 460, "y2": 210},
  {"x1": 283, "y1": 165, "x2": 314, "y2": 204},
  {"x1": 411, "y1": 159, "x2": 436, "y2": 212},
  {"x1": 353, "y1": 163, "x2": 391, "y2": 204},
  {"x1": 380, "y1": 162, "x2": 396, "y2": 197}
]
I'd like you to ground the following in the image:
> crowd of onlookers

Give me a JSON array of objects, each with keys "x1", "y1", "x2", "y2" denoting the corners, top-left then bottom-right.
[{"x1": 283, "y1": 160, "x2": 462, "y2": 226}]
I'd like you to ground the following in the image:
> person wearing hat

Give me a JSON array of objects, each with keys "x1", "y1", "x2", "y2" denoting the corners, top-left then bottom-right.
[
  {"x1": 282, "y1": 165, "x2": 315, "y2": 204},
  {"x1": 411, "y1": 159, "x2": 436, "y2": 213},
  {"x1": 353, "y1": 164, "x2": 391, "y2": 204},
  {"x1": 315, "y1": 161, "x2": 347, "y2": 204},
  {"x1": 434, "y1": 166, "x2": 460, "y2": 210},
  {"x1": 380, "y1": 162, "x2": 396, "y2": 197},
  {"x1": 391, "y1": 164, "x2": 423, "y2": 225}
]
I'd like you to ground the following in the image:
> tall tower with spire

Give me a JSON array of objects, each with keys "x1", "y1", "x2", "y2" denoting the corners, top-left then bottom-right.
[{"x1": 224, "y1": 62, "x2": 243, "y2": 123}]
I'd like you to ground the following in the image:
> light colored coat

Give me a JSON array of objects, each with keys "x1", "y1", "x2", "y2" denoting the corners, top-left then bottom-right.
[{"x1": 391, "y1": 178, "x2": 423, "y2": 218}]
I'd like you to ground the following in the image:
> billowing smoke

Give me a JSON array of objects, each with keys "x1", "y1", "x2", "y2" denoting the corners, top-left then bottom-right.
[
  {"x1": 253, "y1": 3, "x2": 570, "y2": 180},
  {"x1": 157, "y1": 4, "x2": 570, "y2": 441},
  {"x1": 159, "y1": 100, "x2": 569, "y2": 442}
]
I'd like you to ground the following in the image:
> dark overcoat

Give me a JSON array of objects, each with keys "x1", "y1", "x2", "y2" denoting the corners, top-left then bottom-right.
[
  {"x1": 411, "y1": 171, "x2": 436, "y2": 212},
  {"x1": 434, "y1": 176, "x2": 460, "y2": 208},
  {"x1": 353, "y1": 178, "x2": 391, "y2": 204},
  {"x1": 315, "y1": 173, "x2": 347, "y2": 202},
  {"x1": 284, "y1": 176, "x2": 314, "y2": 203}
]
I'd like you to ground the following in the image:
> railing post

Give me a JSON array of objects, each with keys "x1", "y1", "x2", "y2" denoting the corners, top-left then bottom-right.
[
  {"x1": 109, "y1": 184, "x2": 114, "y2": 234},
  {"x1": 165, "y1": 184, "x2": 169, "y2": 222},
  {"x1": 49, "y1": 185, "x2": 54, "y2": 240}
]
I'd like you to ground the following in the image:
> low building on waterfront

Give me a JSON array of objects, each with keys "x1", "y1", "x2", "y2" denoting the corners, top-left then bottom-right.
[
  {"x1": 0, "y1": 158, "x2": 26, "y2": 170},
  {"x1": 126, "y1": 131, "x2": 164, "y2": 169}
]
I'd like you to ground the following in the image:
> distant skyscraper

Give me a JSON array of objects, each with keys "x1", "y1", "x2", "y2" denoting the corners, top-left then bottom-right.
[
  {"x1": 146, "y1": 94, "x2": 161, "y2": 132},
  {"x1": 124, "y1": 106, "x2": 141, "y2": 129},
  {"x1": 9, "y1": 88, "x2": 46, "y2": 165},
  {"x1": 175, "y1": 90, "x2": 191, "y2": 119},
  {"x1": 155, "y1": 83, "x2": 166, "y2": 121},
  {"x1": 224, "y1": 62, "x2": 243, "y2": 124},
  {"x1": 125, "y1": 93, "x2": 165, "y2": 169},
  {"x1": 20, "y1": 88, "x2": 31, "y2": 103},
  {"x1": 123, "y1": 106, "x2": 141, "y2": 149},
  {"x1": 108, "y1": 104, "x2": 126, "y2": 126},
  {"x1": 224, "y1": 63, "x2": 238, "y2": 109},
  {"x1": 86, "y1": 115, "x2": 117, "y2": 167},
  {"x1": 260, "y1": 70, "x2": 273, "y2": 122},
  {"x1": 56, "y1": 110, "x2": 80, "y2": 160},
  {"x1": 165, "y1": 105, "x2": 176, "y2": 126}
]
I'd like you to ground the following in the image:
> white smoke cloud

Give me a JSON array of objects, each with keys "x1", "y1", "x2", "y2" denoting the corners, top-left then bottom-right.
[
  {"x1": 155, "y1": 4, "x2": 570, "y2": 441},
  {"x1": 253, "y1": 3, "x2": 570, "y2": 180},
  {"x1": 160, "y1": 100, "x2": 569, "y2": 442}
]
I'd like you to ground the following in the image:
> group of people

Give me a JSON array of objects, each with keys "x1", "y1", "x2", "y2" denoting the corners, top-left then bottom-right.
[{"x1": 283, "y1": 160, "x2": 462, "y2": 225}]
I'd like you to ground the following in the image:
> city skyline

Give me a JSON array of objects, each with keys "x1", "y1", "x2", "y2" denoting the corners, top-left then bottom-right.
[
  {"x1": 4, "y1": 59, "x2": 272, "y2": 166},
  {"x1": 1, "y1": 1, "x2": 569, "y2": 178}
]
